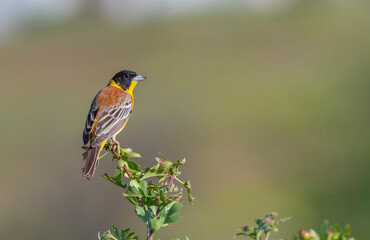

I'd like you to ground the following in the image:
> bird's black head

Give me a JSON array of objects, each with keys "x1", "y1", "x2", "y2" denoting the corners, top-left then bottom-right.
[{"x1": 111, "y1": 70, "x2": 146, "y2": 90}]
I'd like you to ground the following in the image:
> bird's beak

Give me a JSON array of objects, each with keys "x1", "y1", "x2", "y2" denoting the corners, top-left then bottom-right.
[{"x1": 133, "y1": 74, "x2": 146, "y2": 82}]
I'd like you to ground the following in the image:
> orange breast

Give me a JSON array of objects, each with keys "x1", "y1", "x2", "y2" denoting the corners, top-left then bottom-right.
[{"x1": 96, "y1": 86, "x2": 130, "y2": 107}]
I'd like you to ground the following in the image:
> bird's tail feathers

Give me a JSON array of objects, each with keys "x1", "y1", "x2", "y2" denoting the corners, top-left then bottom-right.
[{"x1": 82, "y1": 145, "x2": 102, "y2": 180}]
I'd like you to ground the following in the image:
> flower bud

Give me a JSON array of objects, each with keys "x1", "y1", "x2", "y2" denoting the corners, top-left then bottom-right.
[{"x1": 298, "y1": 230, "x2": 311, "y2": 240}]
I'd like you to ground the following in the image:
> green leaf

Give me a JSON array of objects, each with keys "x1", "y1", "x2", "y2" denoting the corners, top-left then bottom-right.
[
  {"x1": 135, "y1": 206, "x2": 151, "y2": 226},
  {"x1": 173, "y1": 158, "x2": 186, "y2": 167},
  {"x1": 110, "y1": 226, "x2": 120, "y2": 239},
  {"x1": 158, "y1": 176, "x2": 166, "y2": 183},
  {"x1": 104, "y1": 173, "x2": 127, "y2": 189},
  {"x1": 331, "y1": 223, "x2": 341, "y2": 233},
  {"x1": 148, "y1": 181, "x2": 159, "y2": 188},
  {"x1": 149, "y1": 205, "x2": 158, "y2": 216},
  {"x1": 127, "y1": 160, "x2": 141, "y2": 171},
  {"x1": 140, "y1": 180, "x2": 148, "y2": 196},
  {"x1": 310, "y1": 229, "x2": 320, "y2": 240},
  {"x1": 129, "y1": 179, "x2": 141, "y2": 195},
  {"x1": 114, "y1": 169, "x2": 121, "y2": 178},
  {"x1": 121, "y1": 228, "x2": 129, "y2": 238},
  {"x1": 167, "y1": 203, "x2": 183, "y2": 216},
  {"x1": 124, "y1": 196, "x2": 139, "y2": 205},
  {"x1": 102, "y1": 233, "x2": 117, "y2": 240},
  {"x1": 255, "y1": 219, "x2": 263, "y2": 226},
  {"x1": 122, "y1": 191, "x2": 140, "y2": 197},
  {"x1": 159, "y1": 205, "x2": 168, "y2": 219},
  {"x1": 126, "y1": 232, "x2": 135, "y2": 239},
  {"x1": 126, "y1": 152, "x2": 142, "y2": 158},
  {"x1": 320, "y1": 220, "x2": 329, "y2": 239},
  {"x1": 150, "y1": 217, "x2": 165, "y2": 233},
  {"x1": 164, "y1": 215, "x2": 181, "y2": 224},
  {"x1": 130, "y1": 186, "x2": 140, "y2": 196},
  {"x1": 343, "y1": 224, "x2": 351, "y2": 237},
  {"x1": 135, "y1": 206, "x2": 145, "y2": 218},
  {"x1": 141, "y1": 165, "x2": 162, "y2": 180},
  {"x1": 159, "y1": 189, "x2": 166, "y2": 204},
  {"x1": 107, "y1": 227, "x2": 137, "y2": 240},
  {"x1": 121, "y1": 148, "x2": 133, "y2": 154},
  {"x1": 161, "y1": 161, "x2": 173, "y2": 169}
]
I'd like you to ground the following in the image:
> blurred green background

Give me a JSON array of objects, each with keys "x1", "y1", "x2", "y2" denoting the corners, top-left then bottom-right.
[{"x1": 0, "y1": 1, "x2": 369, "y2": 239}]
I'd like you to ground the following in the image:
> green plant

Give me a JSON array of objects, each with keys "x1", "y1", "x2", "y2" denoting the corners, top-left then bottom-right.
[
  {"x1": 235, "y1": 212, "x2": 290, "y2": 240},
  {"x1": 98, "y1": 226, "x2": 138, "y2": 240},
  {"x1": 88, "y1": 143, "x2": 357, "y2": 240},
  {"x1": 293, "y1": 220, "x2": 355, "y2": 240},
  {"x1": 95, "y1": 143, "x2": 194, "y2": 240},
  {"x1": 235, "y1": 213, "x2": 356, "y2": 240}
]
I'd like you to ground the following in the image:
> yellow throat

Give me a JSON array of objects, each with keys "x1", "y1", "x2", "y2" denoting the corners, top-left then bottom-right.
[{"x1": 109, "y1": 79, "x2": 137, "y2": 99}]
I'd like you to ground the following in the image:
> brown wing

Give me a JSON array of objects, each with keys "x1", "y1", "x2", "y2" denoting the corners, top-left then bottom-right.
[{"x1": 90, "y1": 93, "x2": 132, "y2": 147}]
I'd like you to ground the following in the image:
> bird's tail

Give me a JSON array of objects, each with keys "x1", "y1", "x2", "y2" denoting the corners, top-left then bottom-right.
[{"x1": 82, "y1": 145, "x2": 102, "y2": 180}]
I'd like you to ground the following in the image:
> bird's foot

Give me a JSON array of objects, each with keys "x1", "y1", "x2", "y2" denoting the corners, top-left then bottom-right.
[{"x1": 111, "y1": 139, "x2": 121, "y2": 157}]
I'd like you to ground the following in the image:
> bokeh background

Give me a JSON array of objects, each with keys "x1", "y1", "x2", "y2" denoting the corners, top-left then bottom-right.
[{"x1": 0, "y1": 0, "x2": 369, "y2": 239}]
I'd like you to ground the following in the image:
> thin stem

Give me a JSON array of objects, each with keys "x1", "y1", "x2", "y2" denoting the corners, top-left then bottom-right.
[
  {"x1": 98, "y1": 150, "x2": 110, "y2": 160},
  {"x1": 265, "y1": 232, "x2": 271, "y2": 240},
  {"x1": 146, "y1": 224, "x2": 153, "y2": 240},
  {"x1": 174, "y1": 177, "x2": 184, "y2": 184}
]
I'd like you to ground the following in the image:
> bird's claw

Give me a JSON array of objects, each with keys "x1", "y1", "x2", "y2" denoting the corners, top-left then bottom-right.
[{"x1": 111, "y1": 139, "x2": 121, "y2": 157}]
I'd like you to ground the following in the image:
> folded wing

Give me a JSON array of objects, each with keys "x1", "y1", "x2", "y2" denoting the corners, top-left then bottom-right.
[
  {"x1": 91, "y1": 98, "x2": 132, "y2": 147},
  {"x1": 83, "y1": 91, "x2": 101, "y2": 145}
]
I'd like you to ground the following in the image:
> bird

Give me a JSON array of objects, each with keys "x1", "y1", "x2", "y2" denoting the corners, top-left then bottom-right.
[{"x1": 82, "y1": 70, "x2": 146, "y2": 179}]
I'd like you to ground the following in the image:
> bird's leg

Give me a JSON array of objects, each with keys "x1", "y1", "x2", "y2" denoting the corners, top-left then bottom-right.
[{"x1": 111, "y1": 136, "x2": 120, "y2": 156}]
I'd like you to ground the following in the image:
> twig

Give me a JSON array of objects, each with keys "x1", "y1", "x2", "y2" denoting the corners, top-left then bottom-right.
[
  {"x1": 123, "y1": 165, "x2": 131, "y2": 177},
  {"x1": 146, "y1": 225, "x2": 153, "y2": 240}
]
